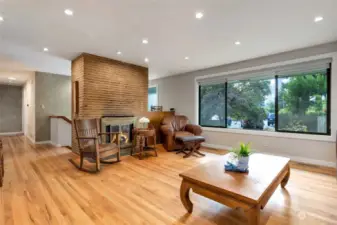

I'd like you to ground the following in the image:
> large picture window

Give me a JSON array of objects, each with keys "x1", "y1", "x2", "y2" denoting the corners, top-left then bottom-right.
[{"x1": 198, "y1": 59, "x2": 331, "y2": 135}]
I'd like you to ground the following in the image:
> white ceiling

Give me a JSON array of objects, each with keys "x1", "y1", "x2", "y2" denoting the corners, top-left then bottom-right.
[
  {"x1": 0, "y1": 0, "x2": 337, "y2": 79},
  {"x1": 0, "y1": 70, "x2": 34, "y2": 86}
]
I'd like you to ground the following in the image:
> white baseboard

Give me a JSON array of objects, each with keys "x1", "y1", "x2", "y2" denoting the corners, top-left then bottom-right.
[
  {"x1": 26, "y1": 135, "x2": 35, "y2": 144},
  {"x1": 26, "y1": 136, "x2": 59, "y2": 146},
  {"x1": 202, "y1": 143, "x2": 336, "y2": 168},
  {"x1": 202, "y1": 143, "x2": 233, "y2": 150},
  {"x1": 0, "y1": 131, "x2": 24, "y2": 136},
  {"x1": 50, "y1": 142, "x2": 62, "y2": 147},
  {"x1": 35, "y1": 140, "x2": 52, "y2": 145}
]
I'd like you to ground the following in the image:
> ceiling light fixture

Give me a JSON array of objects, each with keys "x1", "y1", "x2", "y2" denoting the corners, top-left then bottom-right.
[
  {"x1": 144, "y1": 58, "x2": 149, "y2": 63},
  {"x1": 185, "y1": 56, "x2": 189, "y2": 60},
  {"x1": 235, "y1": 41, "x2": 241, "y2": 45},
  {"x1": 8, "y1": 77, "x2": 16, "y2": 81},
  {"x1": 64, "y1": 9, "x2": 74, "y2": 16},
  {"x1": 314, "y1": 16, "x2": 323, "y2": 23},
  {"x1": 117, "y1": 51, "x2": 122, "y2": 55},
  {"x1": 43, "y1": 47, "x2": 49, "y2": 52},
  {"x1": 0, "y1": 16, "x2": 4, "y2": 22},
  {"x1": 195, "y1": 12, "x2": 204, "y2": 19},
  {"x1": 142, "y1": 39, "x2": 149, "y2": 44}
]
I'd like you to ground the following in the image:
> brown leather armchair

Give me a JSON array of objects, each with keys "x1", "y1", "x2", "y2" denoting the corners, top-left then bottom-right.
[{"x1": 160, "y1": 115, "x2": 202, "y2": 151}]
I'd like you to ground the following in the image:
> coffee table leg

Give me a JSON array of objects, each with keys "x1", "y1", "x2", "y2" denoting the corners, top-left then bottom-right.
[
  {"x1": 281, "y1": 164, "x2": 290, "y2": 188},
  {"x1": 246, "y1": 205, "x2": 260, "y2": 225},
  {"x1": 180, "y1": 180, "x2": 193, "y2": 213}
]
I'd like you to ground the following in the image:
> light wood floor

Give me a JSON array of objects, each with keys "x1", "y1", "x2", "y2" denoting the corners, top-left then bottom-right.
[{"x1": 1, "y1": 136, "x2": 337, "y2": 225}]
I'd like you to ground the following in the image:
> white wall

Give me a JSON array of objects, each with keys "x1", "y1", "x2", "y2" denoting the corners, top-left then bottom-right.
[
  {"x1": 50, "y1": 118, "x2": 71, "y2": 147},
  {"x1": 150, "y1": 42, "x2": 337, "y2": 167},
  {"x1": 22, "y1": 73, "x2": 36, "y2": 142}
]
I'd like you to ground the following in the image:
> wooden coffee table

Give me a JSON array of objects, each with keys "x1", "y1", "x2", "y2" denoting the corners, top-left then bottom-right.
[{"x1": 179, "y1": 153, "x2": 290, "y2": 225}]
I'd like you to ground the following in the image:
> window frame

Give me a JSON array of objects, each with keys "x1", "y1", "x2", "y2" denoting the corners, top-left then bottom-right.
[{"x1": 197, "y1": 64, "x2": 331, "y2": 136}]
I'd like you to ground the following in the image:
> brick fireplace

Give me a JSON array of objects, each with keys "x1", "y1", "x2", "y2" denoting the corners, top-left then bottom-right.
[{"x1": 71, "y1": 53, "x2": 148, "y2": 153}]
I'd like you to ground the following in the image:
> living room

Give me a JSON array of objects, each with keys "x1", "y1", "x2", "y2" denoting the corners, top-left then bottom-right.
[{"x1": 1, "y1": 1, "x2": 337, "y2": 225}]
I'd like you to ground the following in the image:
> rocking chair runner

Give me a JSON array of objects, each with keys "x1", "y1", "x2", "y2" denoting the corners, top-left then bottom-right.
[
  {"x1": 0, "y1": 139, "x2": 3, "y2": 187},
  {"x1": 70, "y1": 118, "x2": 121, "y2": 173}
]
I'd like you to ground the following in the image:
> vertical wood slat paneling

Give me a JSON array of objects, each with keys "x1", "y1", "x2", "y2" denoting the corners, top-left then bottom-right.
[{"x1": 71, "y1": 53, "x2": 148, "y2": 153}]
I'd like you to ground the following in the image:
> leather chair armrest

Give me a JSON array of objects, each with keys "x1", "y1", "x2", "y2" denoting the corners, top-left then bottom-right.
[
  {"x1": 161, "y1": 125, "x2": 174, "y2": 136},
  {"x1": 185, "y1": 124, "x2": 203, "y2": 135}
]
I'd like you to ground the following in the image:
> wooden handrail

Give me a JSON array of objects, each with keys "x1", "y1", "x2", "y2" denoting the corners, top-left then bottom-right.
[{"x1": 49, "y1": 116, "x2": 72, "y2": 124}]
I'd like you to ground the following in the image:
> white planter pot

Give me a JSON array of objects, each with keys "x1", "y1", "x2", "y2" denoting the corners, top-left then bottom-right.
[{"x1": 237, "y1": 156, "x2": 249, "y2": 171}]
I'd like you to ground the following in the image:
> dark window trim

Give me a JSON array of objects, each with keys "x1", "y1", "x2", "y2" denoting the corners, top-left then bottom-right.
[
  {"x1": 224, "y1": 82, "x2": 228, "y2": 128},
  {"x1": 327, "y1": 64, "x2": 332, "y2": 135},
  {"x1": 198, "y1": 66, "x2": 332, "y2": 136},
  {"x1": 275, "y1": 75, "x2": 279, "y2": 131}
]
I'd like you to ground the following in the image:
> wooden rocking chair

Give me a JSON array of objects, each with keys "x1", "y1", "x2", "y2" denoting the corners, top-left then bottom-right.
[{"x1": 70, "y1": 118, "x2": 121, "y2": 173}]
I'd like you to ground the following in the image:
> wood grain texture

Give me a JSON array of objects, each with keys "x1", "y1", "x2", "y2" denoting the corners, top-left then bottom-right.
[
  {"x1": 180, "y1": 154, "x2": 290, "y2": 204},
  {"x1": 1, "y1": 136, "x2": 337, "y2": 225}
]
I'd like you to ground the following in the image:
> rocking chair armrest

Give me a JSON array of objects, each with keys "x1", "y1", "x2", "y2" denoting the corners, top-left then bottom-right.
[
  {"x1": 76, "y1": 136, "x2": 98, "y2": 140},
  {"x1": 98, "y1": 132, "x2": 121, "y2": 136}
]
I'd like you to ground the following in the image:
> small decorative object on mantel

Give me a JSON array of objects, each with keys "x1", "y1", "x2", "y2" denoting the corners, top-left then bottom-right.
[
  {"x1": 225, "y1": 142, "x2": 252, "y2": 173},
  {"x1": 138, "y1": 117, "x2": 150, "y2": 128},
  {"x1": 150, "y1": 106, "x2": 163, "y2": 112}
]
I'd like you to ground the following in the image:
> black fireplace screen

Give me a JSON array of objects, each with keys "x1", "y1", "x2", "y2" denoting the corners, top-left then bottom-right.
[{"x1": 105, "y1": 123, "x2": 134, "y2": 145}]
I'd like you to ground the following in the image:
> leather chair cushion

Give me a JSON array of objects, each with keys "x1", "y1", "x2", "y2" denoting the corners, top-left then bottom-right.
[
  {"x1": 175, "y1": 131, "x2": 194, "y2": 138},
  {"x1": 176, "y1": 135, "x2": 205, "y2": 143}
]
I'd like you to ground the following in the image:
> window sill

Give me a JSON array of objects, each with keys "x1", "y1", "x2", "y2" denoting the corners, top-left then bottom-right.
[{"x1": 202, "y1": 127, "x2": 334, "y2": 143}]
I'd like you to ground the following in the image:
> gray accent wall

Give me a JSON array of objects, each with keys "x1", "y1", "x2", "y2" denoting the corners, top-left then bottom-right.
[
  {"x1": 35, "y1": 72, "x2": 71, "y2": 142},
  {"x1": 0, "y1": 84, "x2": 22, "y2": 133}
]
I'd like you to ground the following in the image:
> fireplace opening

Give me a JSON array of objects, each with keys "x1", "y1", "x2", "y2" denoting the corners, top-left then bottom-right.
[
  {"x1": 106, "y1": 123, "x2": 134, "y2": 148},
  {"x1": 101, "y1": 116, "x2": 136, "y2": 150}
]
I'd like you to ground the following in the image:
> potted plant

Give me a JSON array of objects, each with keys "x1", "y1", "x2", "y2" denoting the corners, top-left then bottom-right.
[{"x1": 230, "y1": 142, "x2": 252, "y2": 171}]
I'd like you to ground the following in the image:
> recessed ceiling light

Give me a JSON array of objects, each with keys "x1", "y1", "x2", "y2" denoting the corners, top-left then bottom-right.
[
  {"x1": 43, "y1": 47, "x2": 49, "y2": 52},
  {"x1": 185, "y1": 56, "x2": 189, "y2": 60},
  {"x1": 0, "y1": 16, "x2": 4, "y2": 22},
  {"x1": 64, "y1": 9, "x2": 74, "y2": 16},
  {"x1": 8, "y1": 77, "x2": 16, "y2": 81},
  {"x1": 195, "y1": 12, "x2": 204, "y2": 19},
  {"x1": 117, "y1": 51, "x2": 122, "y2": 55},
  {"x1": 314, "y1": 16, "x2": 323, "y2": 23},
  {"x1": 142, "y1": 39, "x2": 149, "y2": 44},
  {"x1": 144, "y1": 58, "x2": 149, "y2": 63},
  {"x1": 235, "y1": 41, "x2": 241, "y2": 45}
]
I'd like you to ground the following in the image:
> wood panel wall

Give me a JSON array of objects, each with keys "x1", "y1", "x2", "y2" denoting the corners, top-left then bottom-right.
[{"x1": 71, "y1": 53, "x2": 148, "y2": 153}]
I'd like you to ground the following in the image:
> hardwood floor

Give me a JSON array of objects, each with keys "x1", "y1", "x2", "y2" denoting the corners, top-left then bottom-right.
[{"x1": 0, "y1": 136, "x2": 337, "y2": 225}]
